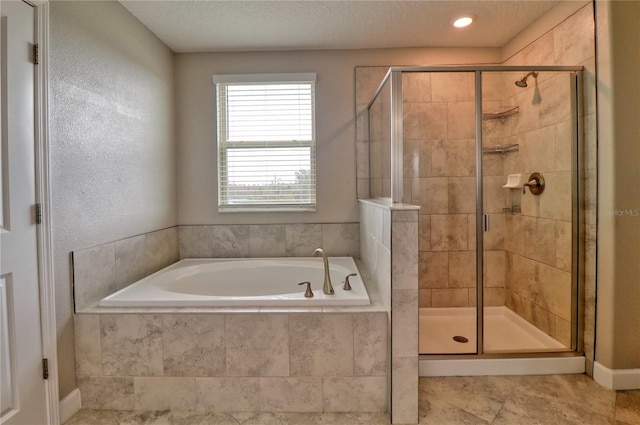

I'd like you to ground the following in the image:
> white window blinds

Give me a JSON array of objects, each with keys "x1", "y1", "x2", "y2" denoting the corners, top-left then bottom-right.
[{"x1": 214, "y1": 73, "x2": 316, "y2": 211}]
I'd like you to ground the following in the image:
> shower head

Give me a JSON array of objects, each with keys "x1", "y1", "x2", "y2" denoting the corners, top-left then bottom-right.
[{"x1": 515, "y1": 71, "x2": 538, "y2": 88}]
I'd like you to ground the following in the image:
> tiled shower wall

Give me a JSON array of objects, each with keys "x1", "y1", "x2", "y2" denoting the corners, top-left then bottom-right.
[
  {"x1": 359, "y1": 67, "x2": 577, "y2": 332},
  {"x1": 502, "y1": 4, "x2": 596, "y2": 363},
  {"x1": 492, "y1": 71, "x2": 574, "y2": 346},
  {"x1": 356, "y1": 67, "x2": 391, "y2": 199},
  {"x1": 356, "y1": 70, "x2": 506, "y2": 309},
  {"x1": 368, "y1": 78, "x2": 391, "y2": 198},
  {"x1": 73, "y1": 223, "x2": 359, "y2": 311},
  {"x1": 402, "y1": 72, "x2": 506, "y2": 309},
  {"x1": 357, "y1": 68, "x2": 578, "y2": 321}
]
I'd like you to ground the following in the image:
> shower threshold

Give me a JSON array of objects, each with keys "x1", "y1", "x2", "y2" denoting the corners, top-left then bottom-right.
[
  {"x1": 419, "y1": 306, "x2": 585, "y2": 376},
  {"x1": 420, "y1": 306, "x2": 566, "y2": 354}
]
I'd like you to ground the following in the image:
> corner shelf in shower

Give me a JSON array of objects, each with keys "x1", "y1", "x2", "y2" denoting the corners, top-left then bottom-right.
[
  {"x1": 503, "y1": 206, "x2": 522, "y2": 214},
  {"x1": 482, "y1": 105, "x2": 519, "y2": 121},
  {"x1": 483, "y1": 144, "x2": 520, "y2": 154}
]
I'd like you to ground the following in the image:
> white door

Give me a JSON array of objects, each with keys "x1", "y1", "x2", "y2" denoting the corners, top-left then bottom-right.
[{"x1": 0, "y1": 1, "x2": 47, "y2": 424}]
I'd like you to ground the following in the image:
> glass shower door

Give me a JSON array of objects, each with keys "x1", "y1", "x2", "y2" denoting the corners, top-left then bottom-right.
[{"x1": 481, "y1": 70, "x2": 578, "y2": 354}]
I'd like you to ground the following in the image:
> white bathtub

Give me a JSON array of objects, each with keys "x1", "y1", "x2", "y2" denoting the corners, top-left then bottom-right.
[{"x1": 99, "y1": 257, "x2": 370, "y2": 307}]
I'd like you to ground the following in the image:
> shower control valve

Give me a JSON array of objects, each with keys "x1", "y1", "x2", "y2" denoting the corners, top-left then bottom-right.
[{"x1": 523, "y1": 172, "x2": 545, "y2": 196}]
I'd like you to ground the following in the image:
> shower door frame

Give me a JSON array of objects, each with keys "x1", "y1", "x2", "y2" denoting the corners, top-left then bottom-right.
[{"x1": 368, "y1": 65, "x2": 585, "y2": 359}]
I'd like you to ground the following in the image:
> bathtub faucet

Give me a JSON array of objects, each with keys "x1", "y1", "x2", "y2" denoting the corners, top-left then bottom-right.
[{"x1": 312, "y1": 248, "x2": 334, "y2": 295}]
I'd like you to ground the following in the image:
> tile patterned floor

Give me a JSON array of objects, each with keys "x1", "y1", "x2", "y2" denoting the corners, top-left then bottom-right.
[
  {"x1": 418, "y1": 374, "x2": 639, "y2": 425},
  {"x1": 64, "y1": 374, "x2": 640, "y2": 425}
]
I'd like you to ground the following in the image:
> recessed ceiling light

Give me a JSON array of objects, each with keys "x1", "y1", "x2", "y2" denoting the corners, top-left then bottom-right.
[{"x1": 450, "y1": 15, "x2": 475, "y2": 28}]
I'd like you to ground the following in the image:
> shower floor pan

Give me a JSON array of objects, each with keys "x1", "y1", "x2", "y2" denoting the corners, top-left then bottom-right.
[{"x1": 419, "y1": 306, "x2": 567, "y2": 354}]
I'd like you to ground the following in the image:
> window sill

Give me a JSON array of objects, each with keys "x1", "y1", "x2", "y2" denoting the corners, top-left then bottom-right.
[{"x1": 218, "y1": 206, "x2": 316, "y2": 213}]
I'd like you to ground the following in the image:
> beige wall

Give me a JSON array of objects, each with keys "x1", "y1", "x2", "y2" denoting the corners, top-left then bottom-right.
[
  {"x1": 595, "y1": 0, "x2": 640, "y2": 370},
  {"x1": 50, "y1": 1, "x2": 177, "y2": 397},
  {"x1": 175, "y1": 48, "x2": 500, "y2": 226}
]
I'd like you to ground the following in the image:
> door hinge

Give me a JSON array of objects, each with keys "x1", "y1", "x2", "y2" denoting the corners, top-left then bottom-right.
[
  {"x1": 35, "y1": 203, "x2": 42, "y2": 224},
  {"x1": 33, "y1": 43, "x2": 39, "y2": 65},
  {"x1": 42, "y1": 358, "x2": 49, "y2": 380}
]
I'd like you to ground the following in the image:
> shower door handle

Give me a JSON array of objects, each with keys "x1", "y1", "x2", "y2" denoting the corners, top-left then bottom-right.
[{"x1": 483, "y1": 214, "x2": 490, "y2": 232}]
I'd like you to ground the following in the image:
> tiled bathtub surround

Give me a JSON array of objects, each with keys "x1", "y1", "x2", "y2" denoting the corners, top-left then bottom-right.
[
  {"x1": 74, "y1": 312, "x2": 388, "y2": 413},
  {"x1": 73, "y1": 227, "x2": 179, "y2": 311},
  {"x1": 359, "y1": 200, "x2": 419, "y2": 424},
  {"x1": 74, "y1": 221, "x2": 381, "y2": 416},
  {"x1": 73, "y1": 223, "x2": 359, "y2": 312},
  {"x1": 179, "y1": 223, "x2": 360, "y2": 259}
]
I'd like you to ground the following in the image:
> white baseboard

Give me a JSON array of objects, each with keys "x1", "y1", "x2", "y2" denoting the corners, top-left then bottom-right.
[
  {"x1": 593, "y1": 362, "x2": 640, "y2": 390},
  {"x1": 59, "y1": 388, "x2": 81, "y2": 424},
  {"x1": 420, "y1": 356, "x2": 585, "y2": 377}
]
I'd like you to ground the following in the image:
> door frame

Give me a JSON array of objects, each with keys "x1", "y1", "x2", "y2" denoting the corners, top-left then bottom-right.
[{"x1": 30, "y1": 1, "x2": 59, "y2": 423}]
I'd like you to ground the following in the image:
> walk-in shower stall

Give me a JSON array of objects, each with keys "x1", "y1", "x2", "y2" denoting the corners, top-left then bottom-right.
[{"x1": 366, "y1": 66, "x2": 584, "y2": 373}]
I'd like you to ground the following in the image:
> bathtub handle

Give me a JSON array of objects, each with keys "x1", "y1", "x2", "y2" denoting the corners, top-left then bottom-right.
[
  {"x1": 298, "y1": 281, "x2": 314, "y2": 298},
  {"x1": 344, "y1": 273, "x2": 357, "y2": 291}
]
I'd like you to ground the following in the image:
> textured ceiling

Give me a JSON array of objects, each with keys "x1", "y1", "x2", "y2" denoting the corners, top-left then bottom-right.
[{"x1": 119, "y1": 0, "x2": 563, "y2": 53}]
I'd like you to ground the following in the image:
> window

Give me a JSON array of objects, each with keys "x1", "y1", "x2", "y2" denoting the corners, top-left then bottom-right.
[{"x1": 214, "y1": 73, "x2": 316, "y2": 212}]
